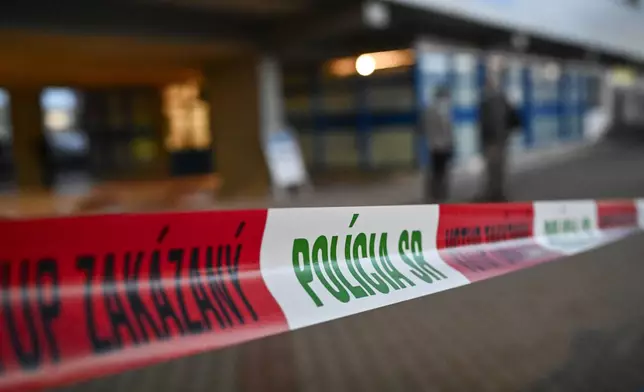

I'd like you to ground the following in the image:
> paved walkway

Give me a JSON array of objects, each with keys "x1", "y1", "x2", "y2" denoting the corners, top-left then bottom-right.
[
  {"x1": 168, "y1": 139, "x2": 597, "y2": 212},
  {"x1": 215, "y1": 137, "x2": 644, "y2": 209},
  {"x1": 192, "y1": 138, "x2": 599, "y2": 211},
  {"x1": 0, "y1": 138, "x2": 628, "y2": 217},
  {"x1": 267, "y1": 139, "x2": 598, "y2": 208}
]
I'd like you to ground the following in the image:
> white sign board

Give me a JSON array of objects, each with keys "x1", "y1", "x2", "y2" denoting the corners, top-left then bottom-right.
[{"x1": 265, "y1": 129, "x2": 308, "y2": 189}]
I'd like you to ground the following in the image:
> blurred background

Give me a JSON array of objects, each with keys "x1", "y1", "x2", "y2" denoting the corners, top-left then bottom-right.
[
  {"x1": 4, "y1": 2, "x2": 644, "y2": 392},
  {"x1": 1, "y1": 0, "x2": 644, "y2": 216}
]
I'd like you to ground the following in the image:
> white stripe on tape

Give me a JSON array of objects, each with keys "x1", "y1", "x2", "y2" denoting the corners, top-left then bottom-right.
[
  {"x1": 637, "y1": 199, "x2": 644, "y2": 229},
  {"x1": 260, "y1": 201, "x2": 642, "y2": 332},
  {"x1": 259, "y1": 205, "x2": 469, "y2": 330},
  {"x1": 533, "y1": 200, "x2": 602, "y2": 254}
]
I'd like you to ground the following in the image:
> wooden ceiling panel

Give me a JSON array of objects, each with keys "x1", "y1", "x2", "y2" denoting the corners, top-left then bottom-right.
[{"x1": 0, "y1": 31, "x2": 250, "y2": 86}]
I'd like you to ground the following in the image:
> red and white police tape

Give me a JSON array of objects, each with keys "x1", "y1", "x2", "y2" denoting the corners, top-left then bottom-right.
[{"x1": 1, "y1": 199, "x2": 643, "y2": 391}]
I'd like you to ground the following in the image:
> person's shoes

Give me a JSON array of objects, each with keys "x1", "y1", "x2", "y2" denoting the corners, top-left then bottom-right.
[{"x1": 422, "y1": 196, "x2": 446, "y2": 205}]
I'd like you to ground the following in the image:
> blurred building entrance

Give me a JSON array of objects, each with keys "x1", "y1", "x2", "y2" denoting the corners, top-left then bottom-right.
[
  {"x1": 0, "y1": 87, "x2": 89, "y2": 192},
  {"x1": 163, "y1": 80, "x2": 213, "y2": 176},
  {"x1": 80, "y1": 87, "x2": 167, "y2": 181},
  {"x1": 41, "y1": 88, "x2": 89, "y2": 185},
  {"x1": 80, "y1": 82, "x2": 213, "y2": 182}
]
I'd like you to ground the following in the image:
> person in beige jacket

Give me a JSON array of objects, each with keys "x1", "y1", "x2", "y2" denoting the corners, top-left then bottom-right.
[{"x1": 423, "y1": 85, "x2": 454, "y2": 203}]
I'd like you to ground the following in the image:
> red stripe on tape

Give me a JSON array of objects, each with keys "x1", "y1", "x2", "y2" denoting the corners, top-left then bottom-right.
[
  {"x1": 0, "y1": 210, "x2": 288, "y2": 391},
  {"x1": 437, "y1": 203, "x2": 534, "y2": 248},
  {"x1": 437, "y1": 203, "x2": 562, "y2": 281},
  {"x1": 0, "y1": 200, "x2": 641, "y2": 391},
  {"x1": 596, "y1": 200, "x2": 638, "y2": 229}
]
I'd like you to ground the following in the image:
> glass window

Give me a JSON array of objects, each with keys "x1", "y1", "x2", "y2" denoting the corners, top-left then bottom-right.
[
  {"x1": 586, "y1": 74, "x2": 603, "y2": 109},
  {"x1": 163, "y1": 80, "x2": 211, "y2": 151}
]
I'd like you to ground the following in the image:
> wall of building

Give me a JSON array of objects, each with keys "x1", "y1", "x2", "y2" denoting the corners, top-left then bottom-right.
[
  {"x1": 286, "y1": 67, "x2": 416, "y2": 171},
  {"x1": 285, "y1": 47, "x2": 600, "y2": 174}
]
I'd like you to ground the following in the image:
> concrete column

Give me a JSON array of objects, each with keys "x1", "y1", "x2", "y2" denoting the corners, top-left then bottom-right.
[
  {"x1": 8, "y1": 87, "x2": 44, "y2": 191},
  {"x1": 258, "y1": 57, "x2": 286, "y2": 138},
  {"x1": 152, "y1": 88, "x2": 171, "y2": 179},
  {"x1": 132, "y1": 87, "x2": 169, "y2": 180},
  {"x1": 206, "y1": 56, "x2": 284, "y2": 199}
]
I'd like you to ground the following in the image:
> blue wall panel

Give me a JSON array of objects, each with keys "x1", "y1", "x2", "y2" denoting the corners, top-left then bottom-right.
[{"x1": 285, "y1": 51, "x2": 592, "y2": 172}]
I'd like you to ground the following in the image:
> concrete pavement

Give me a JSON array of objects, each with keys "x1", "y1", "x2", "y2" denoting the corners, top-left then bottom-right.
[
  {"x1": 509, "y1": 141, "x2": 644, "y2": 201},
  {"x1": 251, "y1": 138, "x2": 642, "y2": 209}
]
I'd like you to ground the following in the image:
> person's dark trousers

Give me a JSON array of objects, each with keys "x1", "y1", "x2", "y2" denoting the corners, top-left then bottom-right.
[
  {"x1": 426, "y1": 149, "x2": 452, "y2": 203},
  {"x1": 482, "y1": 143, "x2": 507, "y2": 202}
]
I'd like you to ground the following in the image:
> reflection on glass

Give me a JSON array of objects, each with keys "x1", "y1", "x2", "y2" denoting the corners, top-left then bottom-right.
[{"x1": 163, "y1": 80, "x2": 211, "y2": 151}]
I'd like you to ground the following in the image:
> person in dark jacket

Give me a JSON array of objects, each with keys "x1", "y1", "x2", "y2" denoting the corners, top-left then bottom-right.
[
  {"x1": 423, "y1": 84, "x2": 454, "y2": 203},
  {"x1": 477, "y1": 73, "x2": 516, "y2": 202}
]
